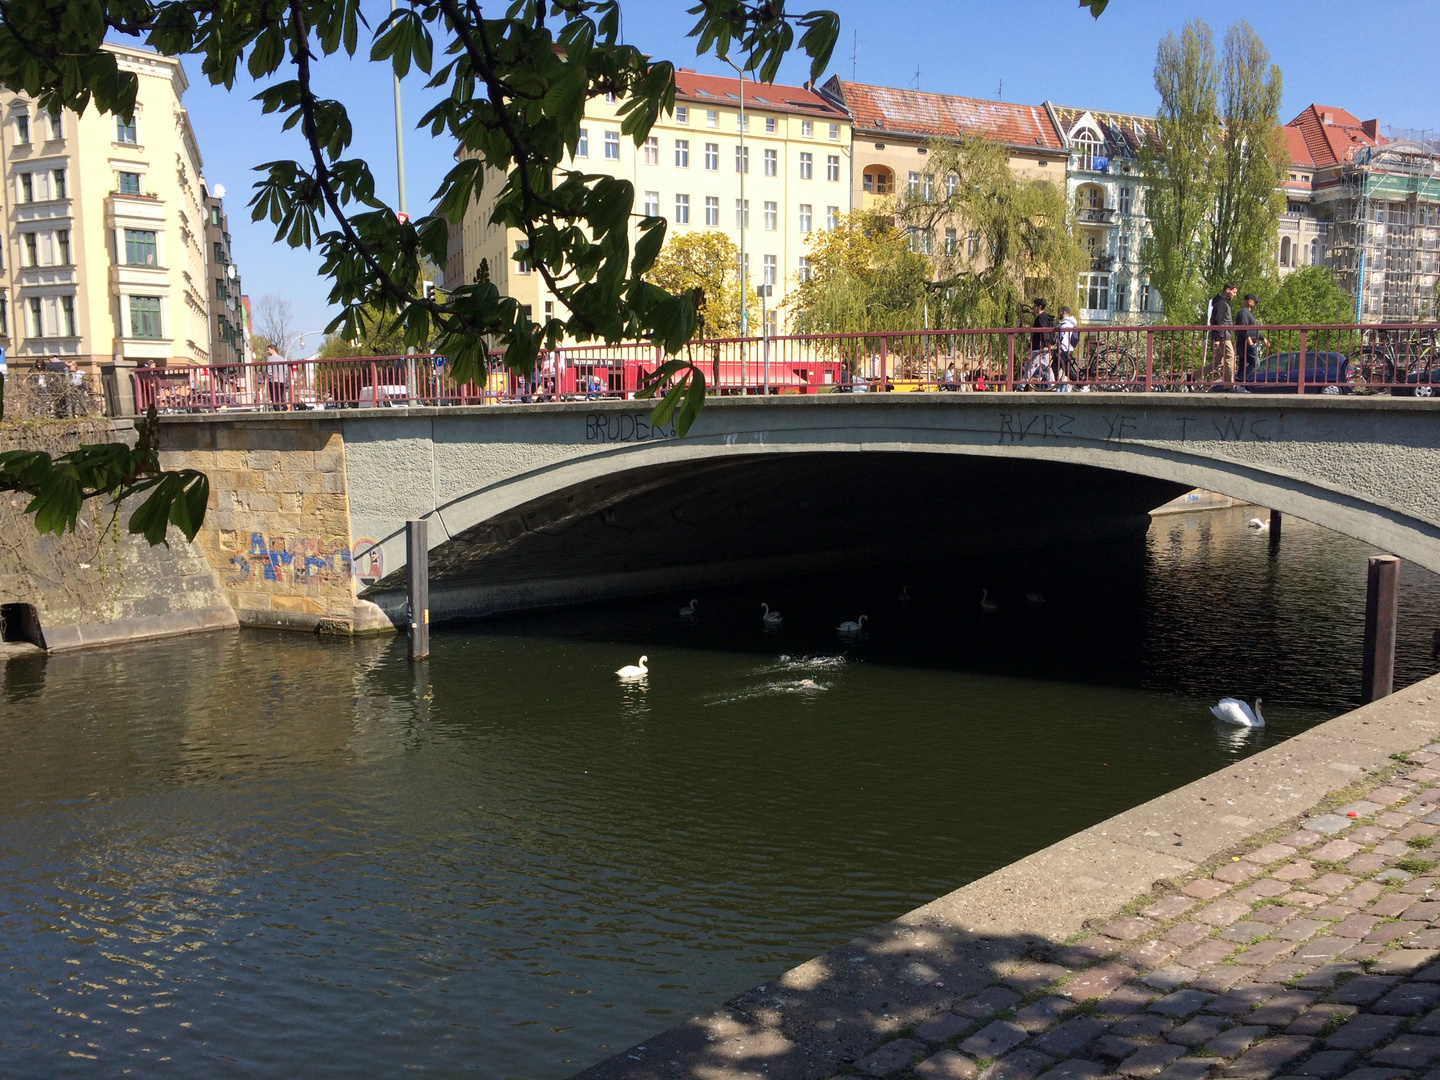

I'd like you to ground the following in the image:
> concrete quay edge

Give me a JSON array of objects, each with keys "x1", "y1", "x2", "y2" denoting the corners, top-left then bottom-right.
[
  {"x1": 40, "y1": 605, "x2": 239, "y2": 652},
  {"x1": 571, "y1": 672, "x2": 1440, "y2": 1080}
]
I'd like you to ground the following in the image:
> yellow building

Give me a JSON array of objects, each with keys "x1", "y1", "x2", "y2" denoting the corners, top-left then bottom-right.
[
  {"x1": 0, "y1": 43, "x2": 212, "y2": 376},
  {"x1": 446, "y1": 69, "x2": 852, "y2": 335}
]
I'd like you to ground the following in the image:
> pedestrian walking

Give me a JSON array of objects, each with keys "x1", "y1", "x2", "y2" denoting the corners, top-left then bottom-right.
[
  {"x1": 265, "y1": 343, "x2": 290, "y2": 410},
  {"x1": 1235, "y1": 293, "x2": 1266, "y2": 384},
  {"x1": 1207, "y1": 283, "x2": 1240, "y2": 391},
  {"x1": 1055, "y1": 306, "x2": 1079, "y2": 388},
  {"x1": 1027, "y1": 298, "x2": 1055, "y2": 388}
]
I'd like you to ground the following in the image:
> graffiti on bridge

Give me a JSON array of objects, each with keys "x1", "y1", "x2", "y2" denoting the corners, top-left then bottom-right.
[{"x1": 226, "y1": 533, "x2": 384, "y2": 587}]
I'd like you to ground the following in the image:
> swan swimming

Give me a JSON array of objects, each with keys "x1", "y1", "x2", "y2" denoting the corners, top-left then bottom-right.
[
  {"x1": 1210, "y1": 696, "x2": 1265, "y2": 727},
  {"x1": 980, "y1": 589, "x2": 999, "y2": 613},
  {"x1": 1247, "y1": 517, "x2": 1270, "y2": 532},
  {"x1": 1024, "y1": 592, "x2": 1046, "y2": 604},
  {"x1": 761, "y1": 603, "x2": 783, "y2": 627},
  {"x1": 679, "y1": 599, "x2": 698, "y2": 616},
  {"x1": 615, "y1": 655, "x2": 649, "y2": 679},
  {"x1": 837, "y1": 615, "x2": 869, "y2": 633},
  {"x1": 797, "y1": 678, "x2": 827, "y2": 691},
  {"x1": 898, "y1": 586, "x2": 912, "y2": 602}
]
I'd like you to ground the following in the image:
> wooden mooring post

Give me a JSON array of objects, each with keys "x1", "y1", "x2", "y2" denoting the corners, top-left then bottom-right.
[
  {"x1": 1269, "y1": 508, "x2": 1282, "y2": 554},
  {"x1": 1361, "y1": 555, "x2": 1400, "y2": 703},
  {"x1": 406, "y1": 518, "x2": 430, "y2": 661}
]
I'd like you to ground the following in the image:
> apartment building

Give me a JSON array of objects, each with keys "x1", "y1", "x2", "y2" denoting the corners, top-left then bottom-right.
[
  {"x1": 0, "y1": 43, "x2": 216, "y2": 375},
  {"x1": 446, "y1": 69, "x2": 852, "y2": 334},
  {"x1": 1043, "y1": 103, "x2": 1162, "y2": 324},
  {"x1": 203, "y1": 180, "x2": 250, "y2": 365}
]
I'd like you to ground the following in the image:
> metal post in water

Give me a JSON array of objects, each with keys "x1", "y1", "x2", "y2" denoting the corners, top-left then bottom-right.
[
  {"x1": 406, "y1": 518, "x2": 430, "y2": 661},
  {"x1": 1361, "y1": 555, "x2": 1400, "y2": 703}
]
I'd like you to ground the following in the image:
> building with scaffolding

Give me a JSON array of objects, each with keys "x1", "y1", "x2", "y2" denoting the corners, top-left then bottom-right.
[{"x1": 1287, "y1": 105, "x2": 1440, "y2": 323}]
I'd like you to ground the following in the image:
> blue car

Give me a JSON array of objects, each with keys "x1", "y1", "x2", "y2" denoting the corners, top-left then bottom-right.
[{"x1": 1246, "y1": 351, "x2": 1352, "y2": 394}]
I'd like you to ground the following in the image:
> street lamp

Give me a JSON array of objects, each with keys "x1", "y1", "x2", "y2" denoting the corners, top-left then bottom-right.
[
  {"x1": 757, "y1": 284, "x2": 772, "y2": 393},
  {"x1": 720, "y1": 54, "x2": 747, "y2": 341}
]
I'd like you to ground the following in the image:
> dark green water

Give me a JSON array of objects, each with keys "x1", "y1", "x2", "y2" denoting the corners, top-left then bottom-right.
[{"x1": 1, "y1": 507, "x2": 1437, "y2": 1078}]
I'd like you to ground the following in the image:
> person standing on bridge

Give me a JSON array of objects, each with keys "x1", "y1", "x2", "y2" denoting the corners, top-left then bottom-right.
[
  {"x1": 1235, "y1": 293, "x2": 1266, "y2": 385},
  {"x1": 1027, "y1": 298, "x2": 1055, "y2": 389},
  {"x1": 265, "y1": 343, "x2": 290, "y2": 411},
  {"x1": 1207, "y1": 283, "x2": 1239, "y2": 391}
]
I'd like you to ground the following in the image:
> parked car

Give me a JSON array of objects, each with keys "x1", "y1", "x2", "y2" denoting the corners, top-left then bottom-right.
[
  {"x1": 1246, "y1": 351, "x2": 1352, "y2": 394},
  {"x1": 1392, "y1": 365, "x2": 1436, "y2": 397}
]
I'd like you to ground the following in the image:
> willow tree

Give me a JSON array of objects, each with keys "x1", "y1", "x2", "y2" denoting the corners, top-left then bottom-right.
[
  {"x1": 1207, "y1": 21, "x2": 1287, "y2": 291},
  {"x1": 1141, "y1": 19, "x2": 1219, "y2": 323},
  {"x1": 899, "y1": 136, "x2": 1085, "y2": 328},
  {"x1": 787, "y1": 209, "x2": 930, "y2": 337}
]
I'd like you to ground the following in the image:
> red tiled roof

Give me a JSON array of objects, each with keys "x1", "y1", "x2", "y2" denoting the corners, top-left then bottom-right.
[
  {"x1": 1286, "y1": 104, "x2": 1381, "y2": 168},
  {"x1": 1283, "y1": 126, "x2": 1314, "y2": 168},
  {"x1": 673, "y1": 69, "x2": 846, "y2": 119},
  {"x1": 823, "y1": 78, "x2": 1063, "y2": 151}
]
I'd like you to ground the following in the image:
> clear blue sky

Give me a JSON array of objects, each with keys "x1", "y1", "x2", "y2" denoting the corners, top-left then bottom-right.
[{"x1": 176, "y1": 0, "x2": 1439, "y2": 342}]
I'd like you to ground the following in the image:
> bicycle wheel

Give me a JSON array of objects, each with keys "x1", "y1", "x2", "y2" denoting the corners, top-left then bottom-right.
[{"x1": 1095, "y1": 345, "x2": 1140, "y2": 391}]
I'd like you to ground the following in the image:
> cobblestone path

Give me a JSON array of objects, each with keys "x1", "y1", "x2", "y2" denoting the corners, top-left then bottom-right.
[{"x1": 844, "y1": 748, "x2": 1440, "y2": 1080}]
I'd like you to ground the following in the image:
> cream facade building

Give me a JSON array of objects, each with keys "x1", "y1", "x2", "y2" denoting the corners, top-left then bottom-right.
[
  {"x1": 0, "y1": 43, "x2": 213, "y2": 376},
  {"x1": 446, "y1": 70, "x2": 852, "y2": 335}
]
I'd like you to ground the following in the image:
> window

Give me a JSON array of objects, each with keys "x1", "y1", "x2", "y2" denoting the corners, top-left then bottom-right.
[
  {"x1": 1279, "y1": 236, "x2": 1291, "y2": 267},
  {"x1": 212, "y1": 241, "x2": 226, "y2": 263},
  {"x1": 675, "y1": 139, "x2": 689, "y2": 167},
  {"x1": 862, "y1": 169, "x2": 890, "y2": 194},
  {"x1": 945, "y1": 227, "x2": 957, "y2": 255},
  {"x1": 1118, "y1": 186, "x2": 1132, "y2": 215},
  {"x1": 706, "y1": 110, "x2": 718, "y2": 128},
  {"x1": 130, "y1": 296, "x2": 161, "y2": 337},
  {"x1": 1140, "y1": 282, "x2": 1152, "y2": 312},
  {"x1": 47, "y1": 109, "x2": 61, "y2": 140},
  {"x1": 829, "y1": 123, "x2": 840, "y2": 140},
  {"x1": 125, "y1": 228, "x2": 158, "y2": 266},
  {"x1": 801, "y1": 120, "x2": 813, "y2": 138},
  {"x1": 118, "y1": 171, "x2": 141, "y2": 195},
  {"x1": 735, "y1": 145, "x2": 748, "y2": 173},
  {"x1": 602, "y1": 131, "x2": 621, "y2": 160},
  {"x1": 28, "y1": 297, "x2": 42, "y2": 336},
  {"x1": 923, "y1": 174, "x2": 934, "y2": 199},
  {"x1": 55, "y1": 229, "x2": 69, "y2": 265},
  {"x1": 735, "y1": 199, "x2": 749, "y2": 228},
  {"x1": 0, "y1": 296, "x2": 8, "y2": 336},
  {"x1": 765, "y1": 117, "x2": 776, "y2": 134},
  {"x1": 675, "y1": 105, "x2": 689, "y2": 125},
  {"x1": 14, "y1": 112, "x2": 29, "y2": 145},
  {"x1": 643, "y1": 190, "x2": 660, "y2": 217},
  {"x1": 1118, "y1": 234, "x2": 1130, "y2": 265},
  {"x1": 1073, "y1": 129, "x2": 1101, "y2": 171},
  {"x1": 798, "y1": 256, "x2": 811, "y2": 282},
  {"x1": 576, "y1": 129, "x2": 589, "y2": 157},
  {"x1": 763, "y1": 200, "x2": 777, "y2": 230},
  {"x1": 704, "y1": 142, "x2": 719, "y2": 170},
  {"x1": 968, "y1": 230, "x2": 980, "y2": 257},
  {"x1": 116, "y1": 115, "x2": 138, "y2": 144},
  {"x1": 798, "y1": 204, "x2": 812, "y2": 233},
  {"x1": 52, "y1": 169, "x2": 66, "y2": 200},
  {"x1": 1114, "y1": 282, "x2": 1128, "y2": 313},
  {"x1": 908, "y1": 171, "x2": 920, "y2": 194},
  {"x1": 604, "y1": 92, "x2": 616, "y2": 103},
  {"x1": 1311, "y1": 238, "x2": 1320, "y2": 266},
  {"x1": 515, "y1": 240, "x2": 530, "y2": 274},
  {"x1": 23, "y1": 232, "x2": 37, "y2": 267},
  {"x1": 947, "y1": 174, "x2": 959, "y2": 197},
  {"x1": 763, "y1": 148, "x2": 777, "y2": 176},
  {"x1": 705, "y1": 196, "x2": 719, "y2": 226},
  {"x1": 736, "y1": 112, "x2": 748, "y2": 131},
  {"x1": 216, "y1": 277, "x2": 227, "y2": 299},
  {"x1": 675, "y1": 194, "x2": 690, "y2": 224},
  {"x1": 826, "y1": 205, "x2": 839, "y2": 230},
  {"x1": 544, "y1": 301, "x2": 554, "y2": 320},
  {"x1": 763, "y1": 254, "x2": 777, "y2": 287},
  {"x1": 827, "y1": 155, "x2": 840, "y2": 182},
  {"x1": 19, "y1": 173, "x2": 32, "y2": 203},
  {"x1": 210, "y1": 206, "x2": 222, "y2": 226},
  {"x1": 643, "y1": 136, "x2": 658, "y2": 165},
  {"x1": 799, "y1": 152, "x2": 813, "y2": 180},
  {"x1": 1084, "y1": 273, "x2": 1110, "y2": 312},
  {"x1": 60, "y1": 295, "x2": 75, "y2": 336}
]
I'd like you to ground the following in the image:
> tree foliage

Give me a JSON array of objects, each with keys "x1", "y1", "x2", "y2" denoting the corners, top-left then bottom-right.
[
  {"x1": 900, "y1": 136, "x2": 1084, "y2": 328},
  {"x1": 1141, "y1": 18, "x2": 1286, "y2": 322},
  {"x1": 644, "y1": 231, "x2": 758, "y2": 339},
  {"x1": 787, "y1": 209, "x2": 930, "y2": 335},
  {"x1": 1262, "y1": 267, "x2": 1354, "y2": 326}
]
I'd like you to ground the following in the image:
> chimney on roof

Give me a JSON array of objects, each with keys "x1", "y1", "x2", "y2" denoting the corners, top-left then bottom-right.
[
  {"x1": 1362, "y1": 119, "x2": 1379, "y2": 139},
  {"x1": 679, "y1": 67, "x2": 695, "y2": 73},
  {"x1": 1321, "y1": 110, "x2": 1333, "y2": 124}
]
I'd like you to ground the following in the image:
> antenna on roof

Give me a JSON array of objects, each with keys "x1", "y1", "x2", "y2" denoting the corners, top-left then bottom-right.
[
  {"x1": 912, "y1": 65, "x2": 921, "y2": 90},
  {"x1": 851, "y1": 30, "x2": 860, "y2": 81}
]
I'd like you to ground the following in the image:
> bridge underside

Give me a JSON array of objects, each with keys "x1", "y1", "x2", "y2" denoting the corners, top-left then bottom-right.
[{"x1": 362, "y1": 453, "x2": 1187, "y2": 624}]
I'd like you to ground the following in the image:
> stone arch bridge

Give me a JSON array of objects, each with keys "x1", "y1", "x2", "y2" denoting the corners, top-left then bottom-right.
[{"x1": 156, "y1": 395, "x2": 1440, "y2": 631}]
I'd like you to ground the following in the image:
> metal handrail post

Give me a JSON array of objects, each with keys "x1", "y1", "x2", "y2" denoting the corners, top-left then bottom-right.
[
  {"x1": 1144, "y1": 330, "x2": 1154, "y2": 392},
  {"x1": 1006, "y1": 331, "x2": 1015, "y2": 392},
  {"x1": 1298, "y1": 329, "x2": 1307, "y2": 394}
]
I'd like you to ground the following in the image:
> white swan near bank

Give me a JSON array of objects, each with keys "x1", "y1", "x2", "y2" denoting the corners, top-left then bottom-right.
[
  {"x1": 679, "y1": 599, "x2": 698, "y2": 616},
  {"x1": 1025, "y1": 592, "x2": 1046, "y2": 604},
  {"x1": 616, "y1": 655, "x2": 649, "y2": 679},
  {"x1": 899, "y1": 586, "x2": 912, "y2": 602},
  {"x1": 1247, "y1": 517, "x2": 1270, "y2": 532},
  {"x1": 761, "y1": 603, "x2": 783, "y2": 627},
  {"x1": 980, "y1": 589, "x2": 999, "y2": 613},
  {"x1": 837, "y1": 615, "x2": 869, "y2": 633},
  {"x1": 1210, "y1": 696, "x2": 1265, "y2": 727}
]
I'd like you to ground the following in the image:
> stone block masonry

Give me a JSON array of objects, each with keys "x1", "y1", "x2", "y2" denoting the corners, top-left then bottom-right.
[{"x1": 157, "y1": 417, "x2": 391, "y2": 634}]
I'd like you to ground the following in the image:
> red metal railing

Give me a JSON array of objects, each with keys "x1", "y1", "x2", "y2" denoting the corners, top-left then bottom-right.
[{"x1": 132, "y1": 323, "x2": 1439, "y2": 413}]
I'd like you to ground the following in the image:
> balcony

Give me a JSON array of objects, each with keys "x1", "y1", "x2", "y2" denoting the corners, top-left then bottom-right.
[
  {"x1": 1077, "y1": 207, "x2": 1119, "y2": 226},
  {"x1": 1090, "y1": 255, "x2": 1116, "y2": 272}
]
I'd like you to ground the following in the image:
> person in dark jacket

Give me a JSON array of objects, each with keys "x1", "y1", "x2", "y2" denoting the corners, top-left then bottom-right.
[
  {"x1": 1235, "y1": 293, "x2": 1266, "y2": 383},
  {"x1": 1027, "y1": 298, "x2": 1055, "y2": 387},
  {"x1": 1208, "y1": 283, "x2": 1239, "y2": 390}
]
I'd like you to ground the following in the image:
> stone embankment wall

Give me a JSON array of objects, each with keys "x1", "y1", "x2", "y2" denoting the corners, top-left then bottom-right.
[
  {"x1": 0, "y1": 419, "x2": 236, "y2": 650},
  {"x1": 156, "y1": 417, "x2": 391, "y2": 634}
]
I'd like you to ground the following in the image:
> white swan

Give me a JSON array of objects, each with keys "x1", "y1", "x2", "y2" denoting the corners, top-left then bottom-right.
[
  {"x1": 898, "y1": 586, "x2": 912, "y2": 602},
  {"x1": 837, "y1": 615, "x2": 869, "y2": 633},
  {"x1": 1025, "y1": 592, "x2": 1046, "y2": 604},
  {"x1": 761, "y1": 603, "x2": 783, "y2": 627},
  {"x1": 615, "y1": 655, "x2": 649, "y2": 679},
  {"x1": 1247, "y1": 517, "x2": 1270, "y2": 532},
  {"x1": 980, "y1": 589, "x2": 999, "y2": 613},
  {"x1": 797, "y1": 678, "x2": 827, "y2": 691},
  {"x1": 679, "y1": 599, "x2": 698, "y2": 616},
  {"x1": 1210, "y1": 696, "x2": 1265, "y2": 727}
]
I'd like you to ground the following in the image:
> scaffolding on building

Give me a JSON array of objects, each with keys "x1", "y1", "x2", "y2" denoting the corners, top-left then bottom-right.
[{"x1": 1327, "y1": 140, "x2": 1440, "y2": 324}]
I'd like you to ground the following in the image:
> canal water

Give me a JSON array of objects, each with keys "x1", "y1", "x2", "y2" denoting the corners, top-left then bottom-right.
[{"x1": 2, "y1": 507, "x2": 1438, "y2": 1078}]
